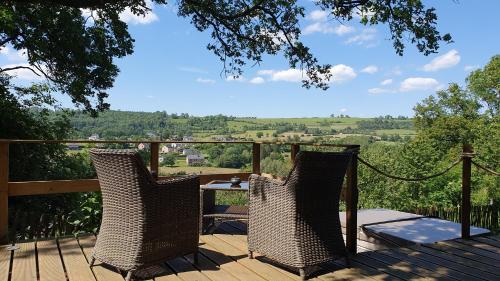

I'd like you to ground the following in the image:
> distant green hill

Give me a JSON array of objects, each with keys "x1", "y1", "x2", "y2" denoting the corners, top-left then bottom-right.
[{"x1": 65, "y1": 110, "x2": 414, "y2": 142}]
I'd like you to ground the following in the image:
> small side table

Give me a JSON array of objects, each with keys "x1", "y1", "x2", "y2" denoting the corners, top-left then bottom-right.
[{"x1": 200, "y1": 180, "x2": 249, "y2": 234}]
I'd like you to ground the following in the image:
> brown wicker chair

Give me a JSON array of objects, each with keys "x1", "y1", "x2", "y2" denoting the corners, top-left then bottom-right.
[
  {"x1": 89, "y1": 149, "x2": 200, "y2": 281},
  {"x1": 248, "y1": 151, "x2": 352, "y2": 280}
]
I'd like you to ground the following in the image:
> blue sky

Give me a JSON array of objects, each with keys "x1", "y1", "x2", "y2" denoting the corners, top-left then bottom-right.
[{"x1": 1, "y1": 1, "x2": 499, "y2": 117}]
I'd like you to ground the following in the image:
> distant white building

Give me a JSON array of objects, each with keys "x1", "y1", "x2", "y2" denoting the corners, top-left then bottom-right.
[
  {"x1": 88, "y1": 134, "x2": 100, "y2": 141},
  {"x1": 182, "y1": 136, "x2": 194, "y2": 142},
  {"x1": 186, "y1": 154, "x2": 204, "y2": 166},
  {"x1": 161, "y1": 145, "x2": 178, "y2": 153},
  {"x1": 138, "y1": 143, "x2": 146, "y2": 150},
  {"x1": 182, "y1": 148, "x2": 198, "y2": 156}
]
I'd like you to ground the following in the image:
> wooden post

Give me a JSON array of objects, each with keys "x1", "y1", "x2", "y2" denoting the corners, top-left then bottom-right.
[
  {"x1": 150, "y1": 142, "x2": 159, "y2": 179},
  {"x1": 0, "y1": 142, "x2": 9, "y2": 244},
  {"x1": 291, "y1": 144, "x2": 300, "y2": 163},
  {"x1": 461, "y1": 144, "x2": 473, "y2": 239},
  {"x1": 252, "y1": 143, "x2": 261, "y2": 174},
  {"x1": 345, "y1": 146, "x2": 359, "y2": 255}
]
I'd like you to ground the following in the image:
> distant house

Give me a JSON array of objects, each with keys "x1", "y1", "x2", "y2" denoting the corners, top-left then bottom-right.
[
  {"x1": 88, "y1": 134, "x2": 99, "y2": 141},
  {"x1": 182, "y1": 136, "x2": 194, "y2": 142},
  {"x1": 138, "y1": 143, "x2": 146, "y2": 150},
  {"x1": 186, "y1": 154, "x2": 204, "y2": 166},
  {"x1": 67, "y1": 144, "x2": 81, "y2": 151},
  {"x1": 161, "y1": 145, "x2": 176, "y2": 153},
  {"x1": 182, "y1": 148, "x2": 198, "y2": 156}
]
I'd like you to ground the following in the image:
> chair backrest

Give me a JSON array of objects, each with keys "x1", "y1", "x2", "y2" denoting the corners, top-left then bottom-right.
[
  {"x1": 285, "y1": 151, "x2": 352, "y2": 194},
  {"x1": 285, "y1": 151, "x2": 352, "y2": 256},
  {"x1": 90, "y1": 149, "x2": 154, "y2": 209}
]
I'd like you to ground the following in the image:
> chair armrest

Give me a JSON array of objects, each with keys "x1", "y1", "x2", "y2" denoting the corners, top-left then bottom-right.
[{"x1": 154, "y1": 175, "x2": 199, "y2": 187}]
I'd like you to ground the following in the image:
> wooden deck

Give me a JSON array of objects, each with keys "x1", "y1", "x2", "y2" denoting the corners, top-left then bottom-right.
[{"x1": 1, "y1": 222, "x2": 499, "y2": 281}]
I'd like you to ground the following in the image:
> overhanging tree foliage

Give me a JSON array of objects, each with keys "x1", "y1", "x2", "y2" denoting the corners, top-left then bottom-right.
[{"x1": 1, "y1": 0, "x2": 452, "y2": 114}]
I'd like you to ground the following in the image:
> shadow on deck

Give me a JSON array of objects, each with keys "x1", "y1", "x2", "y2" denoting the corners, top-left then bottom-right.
[{"x1": 1, "y1": 221, "x2": 499, "y2": 281}]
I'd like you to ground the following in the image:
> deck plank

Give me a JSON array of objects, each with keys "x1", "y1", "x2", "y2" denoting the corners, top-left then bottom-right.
[
  {"x1": 412, "y1": 244, "x2": 500, "y2": 278},
  {"x1": 472, "y1": 236, "x2": 500, "y2": 248},
  {"x1": 37, "y1": 240, "x2": 67, "y2": 281},
  {"x1": 11, "y1": 241, "x2": 37, "y2": 281},
  {"x1": 453, "y1": 239, "x2": 500, "y2": 255},
  {"x1": 391, "y1": 246, "x2": 488, "y2": 281},
  {"x1": 0, "y1": 245, "x2": 11, "y2": 281},
  {"x1": 58, "y1": 237, "x2": 96, "y2": 281},
  {"x1": 198, "y1": 237, "x2": 269, "y2": 281},
  {"x1": 78, "y1": 235, "x2": 124, "y2": 281},
  {"x1": 153, "y1": 264, "x2": 184, "y2": 281},
  {"x1": 184, "y1": 252, "x2": 240, "y2": 281},
  {"x1": 202, "y1": 234, "x2": 300, "y2": 281},
  {"x1": 167, "y1": 256, "x2": 213, "y2": 281},
  {"x1": 352, "y1": 253, "x2": 431, "y2": 281},
  {"x1": 375, "y1": 248, "x2": 462, "y2": 281},
  {"x1": 424, "y1": 242, "x2": 500, "y2": 267}
]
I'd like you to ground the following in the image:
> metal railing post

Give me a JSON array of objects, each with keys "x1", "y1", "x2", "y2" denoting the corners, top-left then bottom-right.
[
  {"x1": 461, "y1": 144, "x2": 473, "y2": 239},
  {"x1": 0, "y1": 142, "x2": 9, "y2": 244},
  {"x1": 345, "y1": 146, "x2": 359, "y2": 255}
]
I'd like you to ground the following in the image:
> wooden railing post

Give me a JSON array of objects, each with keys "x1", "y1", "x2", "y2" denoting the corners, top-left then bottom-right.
[
  {"x1": 291, "y1": 144, "x2": 300, "y2": 163},
  {"x1": 461, "y1": 144, "x2": 473, "y2": 239},
  {"x1": 150, "y1": 142, "x2": 159, "y2": 179},
  {"x1": 252, "y1": 143, "x2": 261, "y2": 174},
  {"x1": 0, "y1": 142, "x2": 9, "y2": 244},
  {"x1": 345, "y1": 146, "x2": 359, "y2": 255}
]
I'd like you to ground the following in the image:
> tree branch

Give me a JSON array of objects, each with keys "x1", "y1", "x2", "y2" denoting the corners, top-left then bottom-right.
[{"x1": 0, "y1": 65, "x2": 41, "y2": 76}]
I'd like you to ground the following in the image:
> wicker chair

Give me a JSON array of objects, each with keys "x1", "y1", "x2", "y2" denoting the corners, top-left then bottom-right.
[
  {"x1": 89, "y1": 149, "x2": 200, "y2": 281},
  {"x1": 248, "y1": 151, "x2": 352, "y2": 280}
]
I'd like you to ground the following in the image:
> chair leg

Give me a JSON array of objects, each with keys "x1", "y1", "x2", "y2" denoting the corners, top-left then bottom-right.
[
  {"x1": 248, "y1": 250, "x2": 254, "y2": 259},
  {"x1": 194, "y1": 251, "x2": 199, "y2": 265},
  {"x1": 125, "y1": 271, "x2": 134, "y2": 281},
  {"x1": 89, "y1": 257, "x2": 95, "y2": 267},
  {"x1": 299, "y1": 268, "x2": 307, "y2": 281}
]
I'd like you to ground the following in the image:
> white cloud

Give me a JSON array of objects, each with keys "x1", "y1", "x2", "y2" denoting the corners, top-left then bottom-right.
[
  {"x1": 257, "y1": 70, "x2": 275, "y2": 76},
  {"x1": 303, "y1": 23, "x2": 354, "y2": 35},
  {"x1": 0, "y1": 46, "x2": 28, "y2": 62},
  {"x1": 1, "y1": 63, "x2": 43, "y2": 80},
  {"x1": 381, "y1": 79, "x2": 393, "y2": 85},
  {"x1": 307, "y1": 10, "x2": 329, "y2": 22},
  {"x1": 119, "y1": 0, "x2": 158, "y2": 25},
  {"x1": 368, "y1": 87, "x2": 394, "y2": 94},
  {"x1": 269, "y1": 69, "x2": 303, "y2": 83},
  {"x1": 196, "y1": 77, "x2": 215, "y2": 84},
  {"x1": 361, "y1": 65, "x2": 378, "y2": 74},
  {"x1": 226, "y1": 75, "x2": 246, "y2": 82},
  {"x1": 345, "y1": 28, "x2": 377, "y2": 45},
  {"x1": 340, "y1": 108, "x2": 348, "y2": 113},
  {"x1": 258, "y1": 64, "x2": 356, "y2": 84},
  {"x1": 249, "y1": 77, "x2": 265, "y2": 84},
  {"x1": 464, "y1": 65, "x2": 479, "y2": 72},
  {"x1": 329, "y1": 64, "x2": 357, "y2": 83},
  {"x1": 400, "y1": 77, "x2": 439, "y2": 92},
  {"x1": 423, "y1": 49, "x2": 460, "y2": 72}
]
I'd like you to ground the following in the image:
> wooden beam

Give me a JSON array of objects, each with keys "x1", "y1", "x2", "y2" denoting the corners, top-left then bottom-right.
[
  {"x1": 8, "y1": 179, "x2": 100, "y2": 196},
  {"x1": 461, "y1": 144, "x2": 473, "y2": 239},
  {"x1": 291, "y1": 144, "x2": 300, "y2": 163},
  {"x1": 8, "y1": 173, "x2": 254, "y2": 196},
  {"x1": 345, "y1": 148, "x2": 359, "y2": 255},
  {"x1": 0, "y1": 142, "x2": 8, "y2": 244},
  {"x1": 150, "y1": 142, "x2": 159, "y2": 179},
  {"x1": 252, "y1": 143, "x2": 261, "y2": 174}
]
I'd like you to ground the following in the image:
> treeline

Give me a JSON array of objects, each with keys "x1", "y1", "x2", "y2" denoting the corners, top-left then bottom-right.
[{"x1": 356, "y1": 116, "x2": 413, "y2": 130}]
